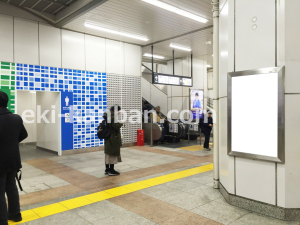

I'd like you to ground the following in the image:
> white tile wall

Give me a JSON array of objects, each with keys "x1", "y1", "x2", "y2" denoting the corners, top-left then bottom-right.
[
  {"x1": 171, "y1": 97, "x2": 183, "y2": 119},
  {"x1": 174, "y1": 59, "x2": 183, "y2": 76},
  {"x1": 235, "y1": 0, "x2": 276, "y2": 71},
  {"x1": 171, "y1": 86, "x2": 183, "y2": 97},
  {"x1": 192, "y1": 59, "x2": 204, "y2": 89},
  {"x1": 228, "y1": 0, "x2": 235, "y2": 73},
  {"x1": 17, "y1": 91, "x2": 37, "y2": 143},
  {"x1": 39, "y1": 24, "x2": 61, "y2": 68},
  {"x1": 124, "y1": 43, "x2": 141, "y2": 76},
  {"x1": 106, "y1": 39, "x2": 124, "y2": 74},
  {"x1": 0, "y1": 15, "x2": 13, "y2": 62},
  {"x1": 236, "y1": 157, "x2": 276, "y2": 205},
  {"x1": 167, "y1": 97, "x2": 172, "y2": 113},
  {"x1": 0, "y1": 15, "x2": 142, "y2": 76},
  {"x1": 284, "y1": 0, "x2": 300, "y2": 93},
  {"x1": 14, "y1": 18, "x2": 39, "y2": 65},
  {"x1": 141, "y1": 77, "x2": 151, "y2": 101},
  {"x1": 150, "y1": 85, "x2": 168, "y2": 115},
  {"x1": 219, "y1": 0, "x2": 229, "y2": 98},
  {"x1": 278, "y1": 94, "x2": 300, "y2": 208},
  {"x1": 85, "y1": 35, "x2": 105, "y2": 72},
  {"x1": 62, "y1": 30, "x2": 85, "y2": 70}
]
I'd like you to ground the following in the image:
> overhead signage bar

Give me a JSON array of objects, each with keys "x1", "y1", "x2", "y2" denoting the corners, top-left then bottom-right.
[
  {"x1": 151, "y1": 45, "x2": 193, "y2": 87},
  {"x1": 153, "y1": 73, "x2": 192, "y2": 87}
]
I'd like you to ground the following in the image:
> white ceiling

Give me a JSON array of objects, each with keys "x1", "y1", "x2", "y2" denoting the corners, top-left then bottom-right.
[{"x1": 63, "y1": 0, "x2": 213, "y2": 62}]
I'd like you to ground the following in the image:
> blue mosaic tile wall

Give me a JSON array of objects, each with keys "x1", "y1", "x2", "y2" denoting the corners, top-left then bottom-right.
[{"x1": 15, "y1": 63, "x2": 107, "y2": 150}]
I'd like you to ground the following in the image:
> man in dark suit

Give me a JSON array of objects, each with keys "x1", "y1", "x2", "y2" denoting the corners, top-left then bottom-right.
[
  {"x1": 0, "y1": 91, "x2": 28, "y2": 225},
  {"x1": 200, "y1": 111, "x2": 213, "y2": 151}
]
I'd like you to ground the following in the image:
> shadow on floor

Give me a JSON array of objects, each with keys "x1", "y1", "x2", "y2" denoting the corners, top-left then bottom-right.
[{"x1": 20, "y1": 143, "x2": 58, "y2": 161}]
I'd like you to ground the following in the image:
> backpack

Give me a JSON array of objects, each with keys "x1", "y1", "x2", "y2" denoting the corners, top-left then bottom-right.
[{"x1": 97, "y1": 119, "x2": 111, "y2": 140}]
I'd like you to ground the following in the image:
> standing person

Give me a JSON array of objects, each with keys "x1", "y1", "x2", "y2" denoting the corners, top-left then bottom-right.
[
  {"x1": 150, "y1": 106, "x2": 167, "y2": 123},
  {"x1": 104, "y1": 105, "x2": 124, "y2": 176},
  {"x1": 0, "y1": 91, "x2": 28, "y2": 225},
  {"x1": 200, "y1": 111, "x2": 213, "y2": 151}
]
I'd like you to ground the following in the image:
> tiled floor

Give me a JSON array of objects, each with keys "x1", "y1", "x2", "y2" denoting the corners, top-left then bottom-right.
[{"x1": 10, "y1": 143, "x2": 299, "y2": 225}]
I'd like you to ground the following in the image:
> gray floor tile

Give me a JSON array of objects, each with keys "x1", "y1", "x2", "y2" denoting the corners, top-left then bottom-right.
[
  {"x1": 26, "y1": 211, "x2": 91, "y2": 225},
  {"x1": 164, "y1": 179, "x2": 201, "y2": 191},
  {"x1": 186, "y1": 184, "x2": 223, "y2": 201},
  {"x1": 161, "y1": 192, "x2": 211, "y2": 210},
  {"x1": 191, "y1": 200, "x2": 249, "y2": 225},
  {"x1": 181, "y1": 173, "x2": 214, "y2": 185},
  {"x1": 139, "y1": 184, "x2": 183, "y2": 199},
  {"x1": 229, "y1": 213, "x2": 300, "y2": 225},
  {"x1": 73, "y1": 200, "x2": 128, "y2": 224},
  {"x1": 90, "y1": 210, "x2": 156, "y2": 225}
]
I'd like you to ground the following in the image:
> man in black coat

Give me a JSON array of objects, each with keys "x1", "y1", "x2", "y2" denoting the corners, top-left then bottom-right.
[
  {"x1": 200, "y1": 111, "x2": 213, "y2": 151},
  {"x1": 0, "y1": 91, "x2": 28, "y2": 225}
]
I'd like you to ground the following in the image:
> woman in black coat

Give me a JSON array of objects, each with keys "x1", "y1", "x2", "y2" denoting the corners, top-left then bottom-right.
[{"x1": 104, "y1": 105, "x2": 124, "y2": 176}]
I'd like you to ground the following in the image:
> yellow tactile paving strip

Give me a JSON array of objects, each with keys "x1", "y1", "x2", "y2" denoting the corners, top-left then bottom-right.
[
  {"x1": 179, "y1": 143, "x2": 213, "y2": 151},
  {"x1": 8, "y1": 164, "x2": 213, "y2": 225}
]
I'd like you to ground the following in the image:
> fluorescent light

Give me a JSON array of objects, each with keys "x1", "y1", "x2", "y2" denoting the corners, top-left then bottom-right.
[
  {"x1": 141, "y1": 0, "x2": 208, "y2": 23},
  {"x1": 84, "y1": 23, "x2": 149, "y2": 41},
  {"x1": 207, "y1": 65, "x2": 211, "y2": 67},
  {"x1": 143, "y1": 53, "x2": 165, "y2": 59},
  {"x1": 30, "y1": 91, "x2": 36, "y2": 94},
  {"x1": 170, "y1": 43, "x2": 191, "y2": 52}
]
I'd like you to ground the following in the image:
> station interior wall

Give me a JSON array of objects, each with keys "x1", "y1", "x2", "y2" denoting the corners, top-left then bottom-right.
[
  {"x1": 218, "y1": 0, "x2": 300, "y2": 208},
  {"x1": 36, "y1": 91, "x2": 61, "y2": 152},
  {"x1": 0, "y1": 4, "x2": 142, "y2": 151},
  {"x1": 16, "y1": 91, "x2": 37, "y2": 144},
  {"x1": 17, "y1": 91, "x2": 61, "y2": 153}
]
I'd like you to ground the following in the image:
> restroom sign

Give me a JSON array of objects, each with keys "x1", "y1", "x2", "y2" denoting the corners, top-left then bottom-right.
[{"x1": 61, "y1": 92, "x2": 74, "y2": 150}]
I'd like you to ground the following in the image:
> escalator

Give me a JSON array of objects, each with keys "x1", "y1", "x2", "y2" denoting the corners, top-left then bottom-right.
[{"x1": 142, "y1": 98, "x2": 194, "y2": 144}]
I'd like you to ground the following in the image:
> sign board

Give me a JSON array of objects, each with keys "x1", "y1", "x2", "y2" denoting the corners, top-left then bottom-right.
[
  {"x1": 228, "y1": 67, "x2": 285, "y2": 163},
  {"x1": 169, "y1": 123, "x2": 178, "y2": 133},
  {"x1": 153, "y1": 73, "x2": 192, "y2": 87},
  {"x1": 190, "y1": 89, "x2": 204, "y2": 120}
]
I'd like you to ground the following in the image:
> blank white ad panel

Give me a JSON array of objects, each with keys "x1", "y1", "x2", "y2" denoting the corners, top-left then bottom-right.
[{"x1": 231, "y1": 73, "x2": 278, "y2": 157}]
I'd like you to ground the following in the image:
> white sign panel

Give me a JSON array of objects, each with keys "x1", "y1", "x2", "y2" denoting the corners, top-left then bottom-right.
[
  {"x1": 153, "y1": 74, "x2": 192, "y2": 87},
  {"x1": 231, "y1": 73, "x2": 278, "y2": 158}
]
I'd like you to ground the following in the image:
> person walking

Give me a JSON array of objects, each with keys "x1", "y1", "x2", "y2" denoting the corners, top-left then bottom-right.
[
  {"x1": 0, "y1": 91, "x2": 28, "y2": 225},
  {"x1": 104, "y1": 105, "x2": 124, "y2": 176},
  {"x1": 200, "y1": 111, "x2": 213, "y2": 151}
]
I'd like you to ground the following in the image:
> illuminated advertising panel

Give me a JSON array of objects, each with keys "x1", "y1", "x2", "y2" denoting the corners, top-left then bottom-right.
[{"x1": 228, "y1": 67, "x2": 285, "y2": 163}]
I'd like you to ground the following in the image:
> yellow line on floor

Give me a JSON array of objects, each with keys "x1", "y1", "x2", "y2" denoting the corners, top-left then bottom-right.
[
  {"x1": 9, "y1": 164, "x2": 213, "y2": 225},
  {"x1": 179, "y1": 145, "x2": 204, "y2": 151}
]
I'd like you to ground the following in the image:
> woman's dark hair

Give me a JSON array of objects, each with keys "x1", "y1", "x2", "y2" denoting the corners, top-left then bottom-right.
[
  {"x1": 110, "y1": 105, "x2": 121, "y2": 112},
  {"x1": 0, "y1": 91, "x2": 8, "y2": 108},
  {"x1": 195, "y1": 93, "x2": 199, "y2": 96}
]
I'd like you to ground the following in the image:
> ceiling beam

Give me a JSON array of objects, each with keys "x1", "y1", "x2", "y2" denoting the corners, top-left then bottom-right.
[
  {"x1": 7, "y1": 0, "x2": 108, "y2": 28},
  {"x1": 41, "y1": 0, "x2": 70, "y2": 7},
  {"x1": 55, "y1": 0, "x2": 108, "y2": 28}
]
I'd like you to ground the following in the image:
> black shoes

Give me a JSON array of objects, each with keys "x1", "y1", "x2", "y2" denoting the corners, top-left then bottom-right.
[
  {"x1": 8, "y1": 213, "x2": 22, "y2": 222},
  {"x1": 205, "y1": 148, "x2": 212, "y2": 151},
  {"x1": 108, "y1": 170, "x2": 120, "y2": 176},
  {"x1": 105, "y1": 169, "x2": 109, "y2": 175}
]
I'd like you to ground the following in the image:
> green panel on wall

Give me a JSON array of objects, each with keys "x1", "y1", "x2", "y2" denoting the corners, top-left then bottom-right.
[{"x1": 0, "y1": 62, "x2": 16, "y2": 113}]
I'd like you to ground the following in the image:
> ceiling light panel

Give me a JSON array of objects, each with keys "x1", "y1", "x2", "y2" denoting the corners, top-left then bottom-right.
[
  {"x1": 143, "y1": 53, "x2": 165, "y2": 59},
  {"x1": 84, "y1": 23, "x2": 149, "y2": 41},
  {"x1": 141, "y1": 0, "x2": 208, "y2": 23},
  {"x1": 170, "y1": 43, "x2": 192, "y2": 52}
]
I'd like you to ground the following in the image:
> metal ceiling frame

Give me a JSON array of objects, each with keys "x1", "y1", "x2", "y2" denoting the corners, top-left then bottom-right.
[{"x1": 9, "y1": 0, "x2": 108, "y2": 28}]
